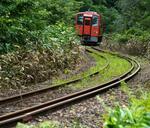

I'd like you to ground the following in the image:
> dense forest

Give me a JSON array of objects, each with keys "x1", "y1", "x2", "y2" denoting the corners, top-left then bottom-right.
[{"x1": 1, "y1": 0, "x2": 150, "y2": 53}]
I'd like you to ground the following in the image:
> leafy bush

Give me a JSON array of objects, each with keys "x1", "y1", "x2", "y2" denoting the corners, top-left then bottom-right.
[
  {"x1": 0, "y1": 23, "x2": 82, "y2": 89},
  {"x1": 40, "y1": 22, "x2": 79, "y2": 51},
  {"x1": 105, "y1": 28, "x2": 150, "y2": 55},
  {"x1": 0, "y1": 0, "x2": 83, "y2": 89},
  {"x1": 0, "y1": 0, "x2": 81, "y2": 54},
  {"x1": 111, "y1": 28, "x2": 150, "y2": 43},
  {"x1": 103, "y1": 93, "x2": 150, "y2": 128}
]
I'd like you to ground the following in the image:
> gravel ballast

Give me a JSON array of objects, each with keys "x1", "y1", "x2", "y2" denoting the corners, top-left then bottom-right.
[{"x1": 26, "y1": 57, "x2": 150, "y2": 128}]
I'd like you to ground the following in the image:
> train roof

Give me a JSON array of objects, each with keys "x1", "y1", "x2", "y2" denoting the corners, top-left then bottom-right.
[{"x1": 77, "y1": 11, "x2": 100, "y2": 17}]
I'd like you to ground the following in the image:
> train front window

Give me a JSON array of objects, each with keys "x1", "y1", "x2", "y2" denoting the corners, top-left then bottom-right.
[
  {"x1": 77, "y1": 14, "x2": 83, "y2": 25},
  {"x1": 85, "y1": 20, "x2": 91, "y2": 25},
  {"x1": 92, "y1": 16, "x2": 98, "y2": 26}
]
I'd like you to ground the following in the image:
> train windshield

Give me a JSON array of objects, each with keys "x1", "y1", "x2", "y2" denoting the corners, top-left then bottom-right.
[
  {"x1": 77, "y1": 14, "x2": 83, "y2": 25},
  {"x1": 85, "y1": 20, "x2": 91, "y2": 25},
  {"x1": 92, "y1": 16, "x2": 98, "y2": 26}
]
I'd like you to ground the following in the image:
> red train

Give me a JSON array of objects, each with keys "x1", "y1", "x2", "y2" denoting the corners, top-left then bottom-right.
[{"x1": 75, "y1": 11, "x2": 104, "y2": 45}]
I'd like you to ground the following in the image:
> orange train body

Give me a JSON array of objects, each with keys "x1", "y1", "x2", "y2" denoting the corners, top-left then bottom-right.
[{"x1": 75, "y1": 11, "x2": 104, "y2": 45}]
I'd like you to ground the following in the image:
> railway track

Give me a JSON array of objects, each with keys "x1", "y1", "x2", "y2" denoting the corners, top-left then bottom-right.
[
  {"x1": 0, "y1": 47, "x2": 140, "y2": 127},
  {"x1": 0, "y1": 49, "x2": 109, "y2": 104}
]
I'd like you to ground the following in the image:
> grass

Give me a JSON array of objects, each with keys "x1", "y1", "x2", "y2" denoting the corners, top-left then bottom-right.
[
  {"x1": 68, "y1": 48, "x2": 131, "y2": 89},
  {"x1": 51, "y1": 47, "x2": 131, "y2": 90},
  {"x1": 16, "y1": 121, "x2": 61, "y2": 128},
  {"x1": 16, "y1": 120, "x2": 89, "y2": 128},
  {"x1": 51, "y1": 48, "x2": 108, "y2": 85}
]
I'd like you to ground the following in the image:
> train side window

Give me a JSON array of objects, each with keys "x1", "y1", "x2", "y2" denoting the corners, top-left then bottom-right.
[
  {"x1": 77, "y1": 14, "x2": 83, "y2": 25},
  {"x1": 92, "y1": 16, "x2": 98, "y2": 26}
]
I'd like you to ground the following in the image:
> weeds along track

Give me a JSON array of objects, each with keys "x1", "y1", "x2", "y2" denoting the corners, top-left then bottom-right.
[
  {"x1": 0, "y1": 49, "x2": 109, "y2": 104},
  {"x1": 0, "y1": 49, "x2": 109, "y2": 123},
  {"x1": 0, "y1": 47, "x2": 140, "y2": 126}
]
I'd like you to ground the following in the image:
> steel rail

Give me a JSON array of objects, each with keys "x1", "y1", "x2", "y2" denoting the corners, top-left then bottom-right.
[
  {"x1": 0, "y1": 49, "x2": 109, "y2": 105},
  {"x1": 0, "y1": 48, "x2": 140, "y2": 126}
]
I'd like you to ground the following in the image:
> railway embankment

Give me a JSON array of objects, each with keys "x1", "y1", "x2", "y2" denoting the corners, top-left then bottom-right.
[
  {"x1": 15, "y1": 47, "x2": 149, "y2": 128},
  {"x1": 0, "y1": 47, "x2": 142, "y2": 128}
]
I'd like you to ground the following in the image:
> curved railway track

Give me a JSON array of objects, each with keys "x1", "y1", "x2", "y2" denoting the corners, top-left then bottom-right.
[
  {"x1": 0, "y1": 47, "x2": 140, "y2": 127},
  {"x1": 0, "y1": 49, "x2": 109, "y2": 105}
]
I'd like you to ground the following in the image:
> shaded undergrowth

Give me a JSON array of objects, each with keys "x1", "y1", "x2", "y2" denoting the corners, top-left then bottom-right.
[
  {"x1": 103, "y1": 82, "x2": 150, "y2": 128},
  {"x1": 0, "y1": 23, "x2": 82, "y2": 90}
]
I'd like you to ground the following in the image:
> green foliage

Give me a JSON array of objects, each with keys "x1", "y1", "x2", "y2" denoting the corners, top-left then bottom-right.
[
  {"x1": 107, "y1": 28, "x2": 150, "y2": 55},
  {"x1": 0, "y1": 23, "x2": 81, "y2": 89},
  {"x1": 120, "y1": 81, "x2": 132, "y2": 96},
  {"x1": 116, "y1": 0, "x2": 150, "y2": 31},
  {"x1": 111, "y1": 28, "x2": 150, "y2": 43},
  {"x1": 80, "y1": 0, "x2": 150, "y2": 33},
  {"x1": 1, "y1": 0, "x2": 149, "y2": 54},
  {"x1": 16, "y1": 120, "x2": 89, "y2": 128},
  {"x1": 0, "y1": 0, "x2": 44, "y2": 53},
  {"x1": 16, "y1": 121, "x2": 61, "y2": 128},
  {"x1": 0, "y1": 0, "x2": 150, "y2": 88},
  {"x1": 0, "y1": 0, "x2": 81, "y2": 54},
  {"x1": 103, "y1": 92, "x2": 150, "y2": 128},
  {"x1": 0, "y1": 0, "x2": 82, "y2": 88},
  {"x1": 16, "y1": 122, "x2": 32, "y2": 128},
  {"x1": 40, "y1": 22, "x2": 79, "y2": 51},
  {"x1": 38, "y1": 121, "x2": 60, "y2": 128}
]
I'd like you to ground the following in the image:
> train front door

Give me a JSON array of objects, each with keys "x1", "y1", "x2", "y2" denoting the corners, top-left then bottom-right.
[{"x1": 83, "y1": 17, "x2": 92, "y2": 35}]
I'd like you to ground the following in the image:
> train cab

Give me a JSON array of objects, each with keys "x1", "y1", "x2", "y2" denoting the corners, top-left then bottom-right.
[{"x1": 75, "y1": 11, "x2": 103, "y2": 45}]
